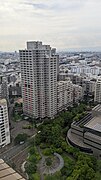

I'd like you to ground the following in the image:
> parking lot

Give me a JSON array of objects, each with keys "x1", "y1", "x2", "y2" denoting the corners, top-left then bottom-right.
[{"x1": 10, "y1": 119, "x2": 36, "y2": 140}]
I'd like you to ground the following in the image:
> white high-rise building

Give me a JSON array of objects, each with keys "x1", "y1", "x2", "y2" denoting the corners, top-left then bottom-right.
[
  {"x1": 94, "y1": 78, "x2": 101, "y2": 103},
  {"x1": 20, "y1": 41, "x2": 58, "y2": 119},
  {"x1": 0, "y1": 99, "x2": 10, "y2": 147}
]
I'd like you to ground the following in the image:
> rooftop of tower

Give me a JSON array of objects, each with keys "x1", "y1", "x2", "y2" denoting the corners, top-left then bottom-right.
[{"x1": 27, "y1": 41, "x2": 51, "y2": 50}]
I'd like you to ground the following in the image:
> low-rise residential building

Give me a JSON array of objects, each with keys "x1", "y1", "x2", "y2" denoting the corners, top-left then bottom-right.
[
  {"x1": 82, "y1": 79, "x2": 96, "y2": 96},
  {"x1": 73, "y1": 84, "x2": 83, "y2": 103},
  {"x1": 59, "y1": 73, "x2": 69, "y2": 81},
  {"x1": 9, "y1": 82, "x2": 21, "y2": 98}
]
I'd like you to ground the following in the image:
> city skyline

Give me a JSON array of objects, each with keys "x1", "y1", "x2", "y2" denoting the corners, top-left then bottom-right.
[{"x1": 0, "y1": 0, "x2": 101, "y2": 51}]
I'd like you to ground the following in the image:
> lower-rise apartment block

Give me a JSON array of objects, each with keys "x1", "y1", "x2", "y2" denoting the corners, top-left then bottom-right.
[
  {"x1": 82, "y1": 79, "x2": 96, "y2": 96},
  {"x1": 73, "y1": 84, "x2": 83, "y2": 103},
  {"x1": 57, "y1": 80, "x2": 73, "y2": 112},
  {"x1": 0, "y1": 75, "x2": 9, "y2": 102}
]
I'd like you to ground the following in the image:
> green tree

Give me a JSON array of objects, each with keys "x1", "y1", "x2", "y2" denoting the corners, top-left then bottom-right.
[
  {"x1": 14, "y1": 133, "x2": 28, "y2": 145},
  {"x1": 29, "y1": 147, "x2": 35, "y2": 155},
  {"x1": 96, "y1": 160, "x2": 101, "y2": 173},
  {"x1": 25, "y1": 162, "x2": 37, "y2": 175}
]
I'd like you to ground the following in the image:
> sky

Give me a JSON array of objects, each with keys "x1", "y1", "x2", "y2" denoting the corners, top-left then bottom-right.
[{"x1": 0, "y1": 0, "x2": 101, "y2": 51}]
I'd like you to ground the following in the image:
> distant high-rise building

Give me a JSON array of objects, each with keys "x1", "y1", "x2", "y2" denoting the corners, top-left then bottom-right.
[
  {"x1": 20, "y1": 41, "x2": 58, "y2": 119},
  {"x1": 0, "y1": 99, "x2": 10, "y2": 147}
]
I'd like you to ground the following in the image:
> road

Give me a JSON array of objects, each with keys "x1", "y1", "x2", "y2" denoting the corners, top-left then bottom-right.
[
  {"x1": 0, "y1": 132, "x2": 38, "y2": 162},
  {"x1": 1, "y1": 103, "x2": 38, "y2": 163},
  {"x1": 0, "y1": 142, "x2": 29, "y2": 162}
]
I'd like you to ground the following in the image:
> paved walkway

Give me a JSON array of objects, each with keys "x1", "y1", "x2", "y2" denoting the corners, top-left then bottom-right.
[
  {"x1": 21, "y1": 161, "x2": 29, "y2": 180},
  {"x1": 21, "y1": 161, "x2": 26, "y2": 172},
  {"x1": 54, "y1": 153, "x2": 64, "y2": 172},
  {"x1": 38, "y1": 148, "x2": 64, "y2": 176},
  {"x1": 37, "y1": 147, "x2": 45, "y2": 180},
  {"x1": 21, "y1": 147, "x2": 64, "y2": 180}
]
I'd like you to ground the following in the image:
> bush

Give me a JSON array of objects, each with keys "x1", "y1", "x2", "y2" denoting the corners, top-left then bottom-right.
[
  {"x1": 22, "y1": 124, "x2": 32, "y2": 129},
  {"x1": 32, "y1": 173, "x2": 40, "y2": 180},
  {"x1": 61, "y1": 166, "x2": 72, "y2": 177},
  {"x1": 25, "y1": 162, "x2": 37, "y2": 175},
  {"x1": 56, "y1": 148, "x2": 63, "y2": 154},
  {"x1": 43, "y1": 148, "x2": 52, "y2": 156},
  {"x1": 35, "y1": 153, "x2": 41, "y2": 161},
  {"x1": 29, "y1": 147, "x2": 35, "y2": 155},
  {"x1": 46, "y1": 157, "x2": 52, "y2": 166},
  {"x1": 28, "y1": 155, "x2": 37, "y2": 163},
  {"x1": 13, "y1": 113, "x2": 21, "y2": 121},
  {"x1": 40, "y1": 143, "x2": 48, "y2": 149}
]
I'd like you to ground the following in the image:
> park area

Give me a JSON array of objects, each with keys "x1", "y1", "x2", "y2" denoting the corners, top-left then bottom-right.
[{"x1": 22, "y1": 103, "x2": 101, "y2": 180}]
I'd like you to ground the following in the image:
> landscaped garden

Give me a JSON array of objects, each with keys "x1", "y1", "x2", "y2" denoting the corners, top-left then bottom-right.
[{"x1": 24, "y1": 103, "x2": 101, "y2": 180}]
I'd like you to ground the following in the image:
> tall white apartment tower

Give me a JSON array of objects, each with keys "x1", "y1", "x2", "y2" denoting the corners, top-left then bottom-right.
[
  {"x1": 0, "y1": 99, "x2": 10, "y2": 147},
  {"x1": 20, "y1": 41, "x2": 58, "y2": 119},
  {"x1": 94, "y1": 78, "x2": 101, "y2": 103}
]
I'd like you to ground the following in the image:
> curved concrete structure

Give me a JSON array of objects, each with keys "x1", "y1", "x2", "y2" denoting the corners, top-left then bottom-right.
[{"x1": 67, "y1": 129, "x2": 93, "y2": 153}]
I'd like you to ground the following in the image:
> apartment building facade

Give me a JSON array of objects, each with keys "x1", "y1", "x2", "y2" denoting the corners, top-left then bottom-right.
[
  {"x1": 73, "y1": 84, "x2": 83, "y2": 103},
  {"x1": 20, "y1": 41, "x2": 58, "y2": 119},
  {"x1": 94, "y1": 78, "x2": 101, "y2": 103},
  {"x1": 57, "y1": 80, "x2": 73, "y2": 112},
  {"x1": 0, "y1": 75, "x2": 9, "y2": 102},
  {"x1": 82, "y1": 79, "x2": 96, "y2": 96}
]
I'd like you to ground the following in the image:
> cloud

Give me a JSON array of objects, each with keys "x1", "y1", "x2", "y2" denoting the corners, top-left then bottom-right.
[
  {"x1": 23, "y1": 0, "x2": 86, "y2": 12},
  {"x1": 0, "y1": 0, "x2": 101, "y2": 51},
  {"x1": 24, "y1": 2, "x2": 48, "y2": 10}
]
